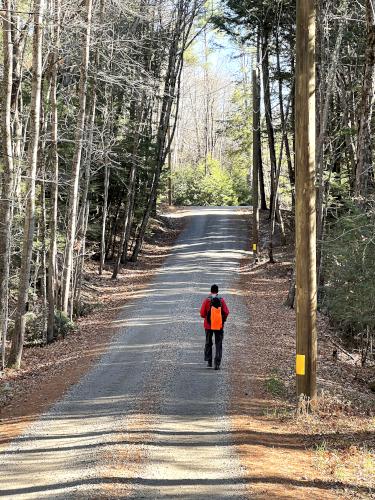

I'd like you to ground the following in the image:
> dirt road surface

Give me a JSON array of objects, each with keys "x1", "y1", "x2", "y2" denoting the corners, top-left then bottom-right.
[{"x1": 0, "y1": 207, "x2": 252, "y2": 499}]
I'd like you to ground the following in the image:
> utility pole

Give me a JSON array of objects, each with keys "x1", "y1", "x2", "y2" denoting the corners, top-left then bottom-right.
[
  {"x1": 295, "y1": 0, "x2": 317, "y2": 403},
  {"x1": 252, "y1": 67, "x2": 260, "y2": 261}
]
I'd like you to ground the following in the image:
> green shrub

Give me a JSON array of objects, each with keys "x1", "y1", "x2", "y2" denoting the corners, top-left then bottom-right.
[
  {"x1": 24, "y1": 312, "x2": 45, "y2": 344},
  {"x1": 54, "y1": 310, "x2": 75, "y2": 338},
  {"x1": 322, "y1": 203, "x2": 375, "y2": 335},
  {"x1": 172, "y1": 158, "x2": 247, "y2": 206},
  {"x1": 172, "y1": 164, "x2": 206, "y2": 206}
]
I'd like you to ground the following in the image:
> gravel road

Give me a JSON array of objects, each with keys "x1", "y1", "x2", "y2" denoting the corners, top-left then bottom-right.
[{"x1": 0, "y1": 207, "x2": 251, "y2": 499}]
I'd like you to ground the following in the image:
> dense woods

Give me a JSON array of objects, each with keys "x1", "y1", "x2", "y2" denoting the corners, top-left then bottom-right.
[
  {"x1": 0, "y1": 0, "x2": 203, "y2": 368},
  {"x1": 0, "y1": 0, "x2": 374, "y2": 372}
]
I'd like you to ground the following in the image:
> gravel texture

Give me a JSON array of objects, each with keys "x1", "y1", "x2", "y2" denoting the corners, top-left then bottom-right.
[{"x1": 0, "y1": 207, "x2": 250, "y2": 499}]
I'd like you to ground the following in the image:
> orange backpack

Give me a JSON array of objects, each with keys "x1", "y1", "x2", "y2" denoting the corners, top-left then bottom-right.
[{"x1": 208, "y1": 297, "x2": 223, "y2": 331}]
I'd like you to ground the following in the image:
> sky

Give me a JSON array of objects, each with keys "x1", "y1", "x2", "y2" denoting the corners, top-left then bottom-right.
[
  {"x1": 193, "y1": 27, "x2": 256, "y2": 84},
  {"x1": 207, "y1": 31, "x2": 242, "y2": 77}
]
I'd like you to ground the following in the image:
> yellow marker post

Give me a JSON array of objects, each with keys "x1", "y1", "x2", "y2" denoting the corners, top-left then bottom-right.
[
  {"x1": 252, "y1": 243, "x2": 257, "y2": 252},
  {"x1": 296, "y1": 354, "x2": 306, "y2": 376}
]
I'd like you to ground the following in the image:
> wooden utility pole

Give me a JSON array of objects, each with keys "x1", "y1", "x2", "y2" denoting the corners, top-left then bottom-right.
[
  {"x1": 295, "y1": 0, "x2": 317, "y2": 402},
  {"x1": 252, "y1": 67, "x2": 260, "y2": 261}
]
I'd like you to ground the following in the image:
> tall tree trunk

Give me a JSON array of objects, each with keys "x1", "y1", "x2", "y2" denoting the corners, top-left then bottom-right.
[
  {"x1": 40, "y1": 180, "x2": 47, "y2": 337},
  {"x1": 167, "y1": 125, "x2": 173, "y2": 205},
  {"x1": 259, "y1": 140, "x2": 267, "y2": 210},
  {"x1": 74, "y1": 200, "x2": 90, "y2": 312},
  {"x1": 98, "y1": 5, "x2": 111, "y2": 275},
  {"x1": 122, "y1": 178, "x2": 137, "y2": 262},
  {"x1": 288, "y1": 77, "x2": 296, "y2": 210},
  {"x1": 203, "y1": 28, "x2": 209, "y2": 175},
  {"x1": 355, "y1": 0, "x2": 375, "y2": 202},
  {"x1": 11, "y1": 11, "x2": 27, "y2": 209},
  {"x1": 0, "y1": 0, "x2": 15, "y2": 369},
  {"x1": 73, "y1": 90, "x2": 97, "y2": 311},
  {"x1": 9, "y1": 0, "x2": 45, "y2": 368},
  {"x1": 276, "y1": 32, "x2": 295, "y2": 209},
  {"x1": 61, "y1": 0, "x2": 93, "y2": 316},
  {"x1": 269, "y1": 93, "x2": 291, "y2": 263},
  {"x1": 316, "y1": 5, "x2": 347, "y2": 281},
  {"x1": 112, "y1": 102, "x2": 140, "y2": 278},
  {"x1": 339, "y1": 82, "x2": 357, "y2": 188},
  {"x1": 76, "y1": 0, "x2": 105, "y2": 293},
  {"x1": 252, "y1": 67, "x2": 260, "y2": 261},
  {"x1": 99, "y1": 165, "x2": 110, "y2": 275},
  {"x1": 261, "y1": 31, "x2": 277, "y2": 213},
  {"x1": 47, "y1": 0, "x2": 61, "y2": 343},
  {"x1": 37, "y1": 75, "x2": 50, "y2": 336}
]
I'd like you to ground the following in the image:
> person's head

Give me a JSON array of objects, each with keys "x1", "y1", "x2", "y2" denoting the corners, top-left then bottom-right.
[{"x1": 211, "y1": 284, "x2": 219, "y2": 295}]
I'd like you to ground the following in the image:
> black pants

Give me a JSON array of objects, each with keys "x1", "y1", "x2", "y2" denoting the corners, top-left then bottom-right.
[{"x1": 204, "y1": 330, "x2": 223, "y2": 366}]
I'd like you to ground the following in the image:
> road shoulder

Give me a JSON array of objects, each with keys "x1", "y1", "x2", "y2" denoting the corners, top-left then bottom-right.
[{"x1": 230, "y1": 211, "x2": 374, "y2": 499}]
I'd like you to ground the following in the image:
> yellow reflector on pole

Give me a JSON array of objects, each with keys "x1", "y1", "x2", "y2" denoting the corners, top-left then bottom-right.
[
  {"x1": 296, "y1": 354, "x2": 306, "y2": 375},
  {"x1": 252, "y1": 243, "x2": 257, "y2": 252}
]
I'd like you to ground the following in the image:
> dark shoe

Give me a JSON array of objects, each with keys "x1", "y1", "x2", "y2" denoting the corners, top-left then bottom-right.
[
  {"x1": 214, "y1": 364, "x2": 220, "y2": 370},
  {"x1": 207, "y1": 361, "x2": 212, "y2": 367}
]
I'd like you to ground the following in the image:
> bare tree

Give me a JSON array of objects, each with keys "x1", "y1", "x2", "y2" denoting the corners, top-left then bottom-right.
[
  {"x1": 61, "y1": 0, "x2": 93, "y2": 316},
  {"x1": 46, "y1": 0, "x2": 61, "y2": 343},
  {"x1": 0, "y1": 0, "x2": 15, "y2": 368},
  {"x1": 252, "y1": 66, "x2": 260, "y2": 261},
  {"x1": 9, "y1": 0, "x2": 45, "y2": 368}
]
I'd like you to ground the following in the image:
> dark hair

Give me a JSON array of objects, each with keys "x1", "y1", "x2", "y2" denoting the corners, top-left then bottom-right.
[{"x1": 211, "y1": 284, "x2": 219, "y2": 294}]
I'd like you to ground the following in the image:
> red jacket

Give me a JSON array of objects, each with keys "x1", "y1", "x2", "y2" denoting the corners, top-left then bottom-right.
[{"x1": 200, "y1": 296, "x2": 229, "y2": 330}]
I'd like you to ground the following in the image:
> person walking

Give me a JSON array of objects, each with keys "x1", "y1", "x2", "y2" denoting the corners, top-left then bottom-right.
[{"x1": 200, "y1": 285, "x2": 229, "y2": 370}]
